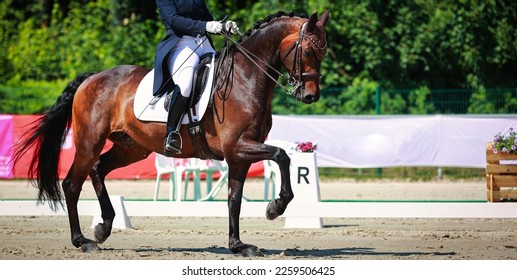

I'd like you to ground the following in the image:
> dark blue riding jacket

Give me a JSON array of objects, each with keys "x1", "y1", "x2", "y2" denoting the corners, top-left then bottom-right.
[{"x1": 153, "y1": 0, "x2": 215, "y2": 96}]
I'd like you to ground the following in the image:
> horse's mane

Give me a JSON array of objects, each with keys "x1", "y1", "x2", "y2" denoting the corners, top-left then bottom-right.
[{"x1": 236, "y1": 11, "x2": 307, "y2": 44}]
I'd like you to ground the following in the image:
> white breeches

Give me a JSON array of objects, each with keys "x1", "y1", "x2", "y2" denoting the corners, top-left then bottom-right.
[{"x1": 167, "y1": 35, "x2": 215, "y2": 97}]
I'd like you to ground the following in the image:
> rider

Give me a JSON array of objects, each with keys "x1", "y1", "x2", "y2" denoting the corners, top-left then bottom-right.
[{"x1": 153, "y1": 0, "x2": 239, "y2": 154}]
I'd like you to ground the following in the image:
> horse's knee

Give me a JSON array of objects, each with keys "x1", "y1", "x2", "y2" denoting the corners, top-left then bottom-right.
[{"x1": 274, "y1": 149, "x2": 291, "y2": 166}]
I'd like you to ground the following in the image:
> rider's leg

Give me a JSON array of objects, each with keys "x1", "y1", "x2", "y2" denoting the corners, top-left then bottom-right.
[
  {"x1": 163, "y1": 35, "x2": 215, "y2": 153},
  {"x1": 163, "y1": 85, "x2": 188, "y2": 153},
  {"x1": 163, "y1": 42, "x2": 199, "y2": 153},
  {"x1": 170, "y1": 43, "x2": 199, "y2": 99}
]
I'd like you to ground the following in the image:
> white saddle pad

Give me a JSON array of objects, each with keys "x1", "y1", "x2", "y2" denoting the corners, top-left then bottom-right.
[{"x1": 133, "y1": 54, "x2": 216, "y2": 124}]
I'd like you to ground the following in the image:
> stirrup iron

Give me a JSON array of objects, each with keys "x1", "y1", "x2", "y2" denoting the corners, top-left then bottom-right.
[{"x1": 164, "y1": 130, "x2": 183, "y2": 154}]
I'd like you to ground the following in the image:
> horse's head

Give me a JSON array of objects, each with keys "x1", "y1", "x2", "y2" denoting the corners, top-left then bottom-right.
[{"x1": 279, "y1": 10, "x2": 329, "y2": 104}]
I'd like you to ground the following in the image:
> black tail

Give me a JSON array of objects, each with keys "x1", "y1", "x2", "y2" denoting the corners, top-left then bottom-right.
[{"x1": 12, "y1": 72, "x2": 95, "y2": 211}]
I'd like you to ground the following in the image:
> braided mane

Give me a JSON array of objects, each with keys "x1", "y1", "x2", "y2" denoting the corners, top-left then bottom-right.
[{"x1": 236, "y1": 11, "x2": 307, "y2": 44}]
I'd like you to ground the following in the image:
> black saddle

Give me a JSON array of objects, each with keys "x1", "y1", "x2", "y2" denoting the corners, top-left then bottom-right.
[
  {"x1": 189, "y1": 52, "x2": 218, "y2": 108},
  {"x1": 163, "y1": 52, "x2": 218, "y2": 111}
]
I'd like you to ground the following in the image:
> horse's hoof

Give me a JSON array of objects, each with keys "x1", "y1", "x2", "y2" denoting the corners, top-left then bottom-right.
[
  {"x1": 241, "y1": 245, "x2": 264, "y2": 257},
  {"x1": 230, "y1": 242, "x2": 264, "y2": 257},
  {"x1": 94, "y1": 223, "x2": 111, "y2": 244},
  {"x1": 80, "y1": 241, "x2": 99, "y2": 253},
  {"x1": 266, "y1": 201, "x2": 280, "y2": 220}
]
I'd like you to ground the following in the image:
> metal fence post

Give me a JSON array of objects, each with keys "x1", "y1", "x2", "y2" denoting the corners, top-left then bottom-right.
[
  {"x1": 375, "y1": 86, "x2": 381, "y2": 115},
  {"x1": 376, "y1": 86, "x2": 382, "y2": 177}
]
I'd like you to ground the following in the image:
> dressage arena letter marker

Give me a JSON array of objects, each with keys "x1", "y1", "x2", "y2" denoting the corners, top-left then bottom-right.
[
  {"x1": 298, "y1": 166, "x2": 310, "y2": 184},
  {"x1": 285, "y1": 152, "x2": 323, "y2": 228},
  {"x1": 91, "y1": 195, "x2": 132, "y2": 229}
]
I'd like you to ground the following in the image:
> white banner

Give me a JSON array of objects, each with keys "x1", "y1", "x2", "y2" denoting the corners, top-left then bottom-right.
[{"x1": 268, "y1": 115, "x2": 517, "y2": 168}]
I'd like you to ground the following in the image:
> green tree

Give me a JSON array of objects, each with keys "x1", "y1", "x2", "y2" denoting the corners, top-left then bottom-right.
[{"x1": 1, "y1": 0, "x2": 517, "y2": 115}]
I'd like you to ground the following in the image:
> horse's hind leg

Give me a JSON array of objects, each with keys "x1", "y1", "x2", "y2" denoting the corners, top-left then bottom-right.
[
  {"x1": 89, "y1": 161, "x2": 115, "y2": 245},
  {"x1": 89, "y1": 136, "x2": 152, "y2": 244},
  {"x1": 63, "y1": 150, "x2": 103, "y2": 252}
]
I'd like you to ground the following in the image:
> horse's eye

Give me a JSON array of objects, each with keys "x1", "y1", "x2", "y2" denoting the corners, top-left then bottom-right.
[{"x1": 304, "y1": 49, "x2": 313, "y2": 58}]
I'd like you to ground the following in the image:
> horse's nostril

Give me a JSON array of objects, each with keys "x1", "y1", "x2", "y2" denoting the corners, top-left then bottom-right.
[{"x1": 304, "y1": 95, "x2": 315, "y2": 103}]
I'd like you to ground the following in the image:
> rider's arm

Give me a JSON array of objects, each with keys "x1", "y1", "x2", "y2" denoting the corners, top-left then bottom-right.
[{"x1": 156, "y1": 0, "x2": 211, "y2": 36}]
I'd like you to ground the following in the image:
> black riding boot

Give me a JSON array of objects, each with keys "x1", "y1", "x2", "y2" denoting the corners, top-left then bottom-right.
[{"x1": 164, "y1": 88, "x2": 189, "y2": 154}]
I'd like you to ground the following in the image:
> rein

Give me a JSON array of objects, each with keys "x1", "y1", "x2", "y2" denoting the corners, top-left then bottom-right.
[
  {"x1": 220, "y1": 32, "x2": 294, "y2": 95},
  {"x1": 219, "y1": 21, "x2": 323, "y2": 98}
]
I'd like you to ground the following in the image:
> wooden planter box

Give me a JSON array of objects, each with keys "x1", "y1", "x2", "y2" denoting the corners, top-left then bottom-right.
[{"x1": 486, "y1": 143, "x2": 517, "y2": 202}]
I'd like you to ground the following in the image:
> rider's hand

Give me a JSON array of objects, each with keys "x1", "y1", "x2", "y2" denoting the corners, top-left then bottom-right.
[
  {"x1": 206, "y1": 21, "x2": 223, "y2": 34},
  {"x1": 224, "y1": 21, "x2": 240, "y2": 34}
]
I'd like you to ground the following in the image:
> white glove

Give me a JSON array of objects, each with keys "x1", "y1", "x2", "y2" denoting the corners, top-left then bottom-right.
[
  {"x1": 224, "y1": 21, "x2": 240, "y2": 34},
  {"x1": 206, "y1": 21, "x2": 223, "y2": 34}
]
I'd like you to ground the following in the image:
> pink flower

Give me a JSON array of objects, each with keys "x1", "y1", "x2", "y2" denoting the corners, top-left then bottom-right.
[
  {"x1": 492, "y1": 128, "x2": 516, "y2": 155},
  {"x1": 296, "y1": 141, "x2": 317, "y2": 152}
]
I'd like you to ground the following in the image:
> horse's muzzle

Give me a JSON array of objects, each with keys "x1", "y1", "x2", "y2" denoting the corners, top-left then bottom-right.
[
  {"x1": 300, "y1": 72, "x2": 322, "y2": 103},
  {"x1": 295, "y1": 87, "x2": 320, "y2": 104},
  {"x1": 302, "y1": 92, "x2": 319, "y2": 103}
]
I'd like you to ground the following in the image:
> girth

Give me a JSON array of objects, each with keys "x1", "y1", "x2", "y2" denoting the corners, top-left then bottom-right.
[{"x1": 186, "y1": 109, "x2": 222, "y2": 161}]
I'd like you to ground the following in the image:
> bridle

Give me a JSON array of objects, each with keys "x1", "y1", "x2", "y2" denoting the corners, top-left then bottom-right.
[
  {"x1": 282, "y1": 22, "x2": 326, "y2": 97},
  {"x1": 219, "y1": 20, "x2": 326, "y2": 98}
]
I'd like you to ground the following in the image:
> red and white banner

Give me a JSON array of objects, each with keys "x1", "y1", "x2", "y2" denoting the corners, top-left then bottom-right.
[
  {"x1": 2, "y1": 114, "x2": 264, "y2": 179},
  {"x1": 5, "y1": 114, "x2": 514, "y2": 179}
]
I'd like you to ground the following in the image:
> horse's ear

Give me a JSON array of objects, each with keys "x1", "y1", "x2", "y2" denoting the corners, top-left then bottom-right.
[
  {"x1": 318, "y1": 10, "x2": 330, "y2": 27},
  {"x1": 306, "y1": 12, "x2": 318, "y2": 32}
]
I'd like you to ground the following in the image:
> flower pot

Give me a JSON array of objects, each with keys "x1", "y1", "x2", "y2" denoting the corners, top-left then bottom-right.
[{"x1": 486, "y1": 142, "x2": 517, "y2": 202}]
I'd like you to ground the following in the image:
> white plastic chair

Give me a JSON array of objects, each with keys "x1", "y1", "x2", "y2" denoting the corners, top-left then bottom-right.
[
  {"x1": 263, "y1": 159, "x2": 280, "y2": 201},
  {"x1": 198, "y1": 160, "x2": 228, "y2": 201},
  {"x1": 153, "y1": 154, "x2": 184, "y2": 201},
  {"x1": 183, "y1": 159, "x2": 228, "y2": 201}
]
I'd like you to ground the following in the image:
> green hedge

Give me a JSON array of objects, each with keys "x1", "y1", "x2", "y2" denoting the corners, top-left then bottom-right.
[
  {"x1": 0, "y1": 80, "x2": 67, "y2": 114},
  {"x1": 2, "y1": 0, "x2": 160, "y2": 82},
  {"x1": 1, "y1": 0, "x2": 517, "y2": 115}
]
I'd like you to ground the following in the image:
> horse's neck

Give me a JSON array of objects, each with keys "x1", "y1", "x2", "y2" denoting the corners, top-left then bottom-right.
[
  {"x1": 242, "y1": 18, "x2": 304, "y2": 66},
  {"x1": 215, "y1": 17, "x2": 304, "y2": 106}
]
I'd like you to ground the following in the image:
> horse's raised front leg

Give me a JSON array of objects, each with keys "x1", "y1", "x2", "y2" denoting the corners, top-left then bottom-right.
[
  {"x1": 227, "y1": 166, "x2": 264, "y2": 257},
  {"x1": 265, "y1": 148, "x2": 293, "y2": 220}
]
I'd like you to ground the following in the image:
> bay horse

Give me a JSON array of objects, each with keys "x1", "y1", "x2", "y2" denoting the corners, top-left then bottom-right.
[{"x1": 13, "y1": 11, "x2": 329, "y2": 257}]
